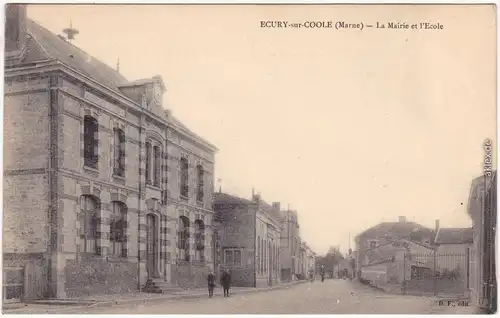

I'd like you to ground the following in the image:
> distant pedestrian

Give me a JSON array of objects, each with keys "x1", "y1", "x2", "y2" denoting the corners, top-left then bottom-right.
[
  {"x1": 308, "y1": 267, "x2": 314, "y2": 283},
  {"x1": 207, "y1": 270, "x2": 216, "y2": 298},
  {"x1": 221, "y1": 269, "x2": 232, "y2": 297},
  {"x1": 320, "y1": 265, "x2": 325, "y2": 283}
]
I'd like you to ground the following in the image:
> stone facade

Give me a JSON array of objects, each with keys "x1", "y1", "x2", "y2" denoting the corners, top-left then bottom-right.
[
  {"x1": 3, "y1": 5, "x2": 217, "y2": 300},
  {"x1": 279, "y1": 209, "x2": 301, "y2": 282},
  {"x1": 213, "y1": 192, "x2": 282, "y2": 287}
]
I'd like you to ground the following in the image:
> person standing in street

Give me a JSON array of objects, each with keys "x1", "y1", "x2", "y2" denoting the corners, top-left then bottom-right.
[
  {"x1": 207, "y1": 270, "x2": 216, "y2": 298},
  {"x1": 320, "y1": 265, "x2": 325, "y2": 282},
  {"x1": 221, "y1": 269, "x2": 232, "y2": 297}
]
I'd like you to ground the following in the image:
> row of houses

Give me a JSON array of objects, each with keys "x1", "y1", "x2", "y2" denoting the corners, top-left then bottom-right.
[
  {"x1": 2, "y1": 5, "x2": 315, "y2": 301},
  {"x1": 354, "y1": 173, "x2": 496, "y2": 313},
  {"x1": 213, "y1": 192, "x2": 316, "y2": 287}
]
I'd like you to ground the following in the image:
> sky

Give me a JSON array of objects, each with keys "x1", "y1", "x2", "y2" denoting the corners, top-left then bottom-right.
[{"x1": 27, "y1": 4, "x2": 497, "y2": 255}]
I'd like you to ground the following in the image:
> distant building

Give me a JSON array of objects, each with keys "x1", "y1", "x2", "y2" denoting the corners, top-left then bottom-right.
[
  {"x1": 279, "y1": 209, "x2": 301, "y2": 282},
  {"x1": 213, "y1": 192, "x2": 282, "y2": 287},
  {"x1": 3, "y1": 4, "x2": 217, "y2": 301},
  {"x1": 467, "y1": 173, "x2": 496, "y2": 313},
  {"x1": 299, "y1": 242, "x2": 316, "y2": 278},
  {"x1": 354, "y1": 216, "x2": 435, "y2": 279}
]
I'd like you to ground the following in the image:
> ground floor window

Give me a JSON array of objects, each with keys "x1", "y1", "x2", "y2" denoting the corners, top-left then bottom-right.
[{"x1": 224, "y1": 248, "x2": 242, "y2": 267}]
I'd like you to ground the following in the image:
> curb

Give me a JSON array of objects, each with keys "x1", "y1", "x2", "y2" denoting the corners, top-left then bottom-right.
[{"x1": 4, "y1": 280, "x2": 308, "y2": 314}]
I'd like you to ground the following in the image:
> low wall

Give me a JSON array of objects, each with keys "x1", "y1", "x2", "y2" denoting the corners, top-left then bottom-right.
[
  {"x1": 172, "y1": 261, "x2": 211, "y2": 288},
  {"x1": 65, "y1": 257, "x2": 138, "y2": 298}
]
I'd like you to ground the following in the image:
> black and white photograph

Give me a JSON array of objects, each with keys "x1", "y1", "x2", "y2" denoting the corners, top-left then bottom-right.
[{"x1": 2, "y1": 3, "x2": 497, "y2": 315}]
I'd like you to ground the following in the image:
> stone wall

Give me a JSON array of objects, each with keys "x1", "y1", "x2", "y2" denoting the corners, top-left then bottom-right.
[
  {"x1": 64, "y1": 257, "x2": 138, "y2": 297},
  {"x1": 172, "y1": 261, "x2": 211, "y2": 288}
]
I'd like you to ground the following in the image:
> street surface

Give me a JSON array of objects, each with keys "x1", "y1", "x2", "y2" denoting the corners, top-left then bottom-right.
[{"x1": 70, "y1": 279, "x2": 462, "y2": 314}]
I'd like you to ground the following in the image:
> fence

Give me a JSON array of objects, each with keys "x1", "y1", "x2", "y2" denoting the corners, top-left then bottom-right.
[{"x1": 400, "y1": 250, "x2": 470, "y2": 297}]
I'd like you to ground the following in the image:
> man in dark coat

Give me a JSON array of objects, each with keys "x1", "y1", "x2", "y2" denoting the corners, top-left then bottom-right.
[
  {"x1": 221, "y1": 269, "x2": 232, "y2": 297},
  {"x1": 207, "y1": 270, "x2": 216, "y2": 298}
]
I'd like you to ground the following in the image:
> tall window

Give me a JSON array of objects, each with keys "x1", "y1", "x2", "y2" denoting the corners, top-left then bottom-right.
[
  {"x1": 224, "y1": 249, "x2": 242, "y2": 267},
  {"x1": 113, "y1": 129, "x2": 125, "y2": 177},
  {"x1": 145, "y1": 142, "x2": 151, "y2": 184},
  {"x1": 178, "y1": 216, "x2": 190, "y2": 261},
  {"x1": 80, "y1": 195, "x2": 99, "y2": 254},
  {"x1": 110, "y1": 201, "x2": 126, "y2": 257},
  {"x1": 194, "y1": 220, "x2": 205, "y2": 262},
  {"x1": 261, "y1": 238, "x2": 264, "y2": 274},
  {"x1": 196, "y1": 165, "x2": 204, "y2": 202},
  {"x1": 180, "y1": 157, "x2": 189, "y2": 197},
  {"x1": 83, "y1": 116, "x2": 99, "y2": 169},
  {"x1": 153, "y1": 146, "x2": 160, "y2": 186}
]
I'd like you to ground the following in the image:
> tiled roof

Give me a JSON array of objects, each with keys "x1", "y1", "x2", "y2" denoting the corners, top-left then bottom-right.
[
  {"x1": 213, "y1": 192, "x2": 253, "y2": 206},
  {"x1": 25, "y1": 19, "x2": 128, "y2": 93},
  {"x1": 356, "y1": 221, "x2": 434, "y2": 241},
  {"x1": 434, "y1": 228, "x2": 473, "y2": 245}
]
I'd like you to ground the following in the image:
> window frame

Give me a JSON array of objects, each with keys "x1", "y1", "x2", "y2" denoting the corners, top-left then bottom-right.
[
  {"x1": 145, "y1": 142, "x2": 152, "y2": 184},
  {"x1": 80, "y1": 195, "x2": 99, "y2": 255},
  {"x1": 113, "y1": 128, "x2": 126, "y2": 177},
  {"x1": 83, "y1": 116, "x2": 99, "y2": 169},
  {"x1": 196, "y1": 165, "x2": 204, "y2": 202},
  {"x1": 224, "y1": 248, "x2": 243, "y2": 267},
  {"x1": 180, "y1": 157, "x2": 189, "y2": 198},
  {"x1": 153, "y1": 145, "x2": 161, "y2": 187},
  {"x1": 109, "y1": 201, "x2": 127, "y2": 257}
]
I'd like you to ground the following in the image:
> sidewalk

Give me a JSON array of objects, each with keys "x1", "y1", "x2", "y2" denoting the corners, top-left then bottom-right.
[{"x1": 3, "y1": 280, "x2": 307, "y2": 314}]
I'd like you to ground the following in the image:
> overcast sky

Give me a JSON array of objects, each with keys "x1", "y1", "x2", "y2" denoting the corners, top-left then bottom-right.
[{"x1": 27, "y1": 4, "x2": 496, "y2": 255}]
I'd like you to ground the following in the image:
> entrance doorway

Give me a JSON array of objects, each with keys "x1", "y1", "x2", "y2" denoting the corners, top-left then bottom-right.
[{"x1": 146, "y1": 214, "x2": 158, "y2": 278}]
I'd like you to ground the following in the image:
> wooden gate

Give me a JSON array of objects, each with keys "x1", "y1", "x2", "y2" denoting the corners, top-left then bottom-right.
[{"x1": 23, "y1": 262, "x2": 48, "y2": 300}]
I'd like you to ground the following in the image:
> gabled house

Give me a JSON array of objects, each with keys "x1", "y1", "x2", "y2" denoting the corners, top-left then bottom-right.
[{"x1": 354, "y1": 216, "x2": 436, "y2": 279}]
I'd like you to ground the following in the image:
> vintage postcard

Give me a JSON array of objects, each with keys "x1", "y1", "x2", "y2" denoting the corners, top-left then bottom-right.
[{"x1": 2, "y1": 3, "x2": 497, "y2": 315}]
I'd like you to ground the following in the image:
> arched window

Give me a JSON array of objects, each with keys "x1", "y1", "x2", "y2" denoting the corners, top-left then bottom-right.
[
  {"x1": 194, "y1": 220, "x2": 205, "y2": 262},
  {"x1": 180, "y1": 158, "x2": 189, "y2": 198},
  {"x1": 113, "y1": 129, "x2": 125, "y2": 177},
  {"x1": 153, "y1": 146, "x2": 160, "y2": 186},
  {"x1": 196, "y1": 165, "x2": 204, "y2": 202},
  {"x1": 80, "y1": 195, "x2": 99, "y2": 254},
  {"x1": 83, "y1": 116, "x2": 99, "y2": 169},
  {"x1": 110, "y1": 201, "x2": 127, "y2": 257},
  {"x1": 178, "y1": 216, "x2": 190, "y2": 261}
]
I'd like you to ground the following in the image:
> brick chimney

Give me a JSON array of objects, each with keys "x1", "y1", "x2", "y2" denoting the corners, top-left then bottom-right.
[
  {"x1": 5, "y1": 4, "x2": 27, "y2": 53},
  {"x1": 398, "y1": 216, "x2": 406, "y2": 223},
  {"x1": 435, "y1": 219, "x2": 440, "y2": 233}
]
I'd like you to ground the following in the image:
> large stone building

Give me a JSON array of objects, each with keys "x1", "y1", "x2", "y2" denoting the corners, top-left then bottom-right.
[
  {"x1": 213, "y1": 192, "x2": 282, "y2": 287},
  {"x1": 3, "y1": 5, "x2": 217, "y2": 300},
  {"x1": 279, "y1": 209, "x2": 301, "y2": 282}
]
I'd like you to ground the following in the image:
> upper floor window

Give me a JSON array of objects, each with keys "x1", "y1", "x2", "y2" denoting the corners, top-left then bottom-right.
[
  {"x1": 83, "y1": 116, "x2": 99, "y2": 169},
  {"x1": 180, "y1": 157, "x2": 189, "y2": 197},
  {"x1": 145, "y1": 142, "x2": 151, "y2": 184},
  {"x1": 153, "y1": 146, "x2": 160, "y2": 187},
  {"x1": 80, "y1": 195, "x2": 99, "y2": 254},
  {"x1": 113, "y1": 129, "x2": 125, "y2": 177},
  {"x1": 110, "y1": 201, "x2": 127, "y2": 257},
  {"x1": 196, "y1": 165, "x2": 204, "y2": 202},
  {"x1": 369, "y1": 240, "x2": 377, "y2": 249}
]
